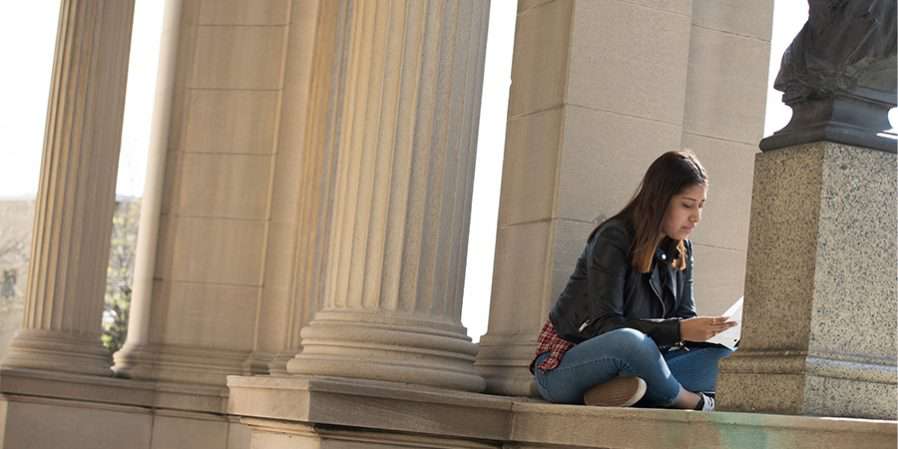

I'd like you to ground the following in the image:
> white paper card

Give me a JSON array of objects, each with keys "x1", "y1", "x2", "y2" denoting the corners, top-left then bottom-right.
[{"x1": 706, "y1": 296, "x2": 742, "y2": 350}]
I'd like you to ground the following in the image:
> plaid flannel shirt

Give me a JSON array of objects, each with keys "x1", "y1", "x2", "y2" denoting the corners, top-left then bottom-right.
[{"x1": 531, "y1": 319, "x2": 575, "y2": 373}]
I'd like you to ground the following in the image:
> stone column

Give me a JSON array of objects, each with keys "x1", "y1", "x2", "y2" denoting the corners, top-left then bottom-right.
[
  {"x1": 475, "y1": 0, "x2": 774, "y2": 396},
  {"x1": 113, "y1": 0, "x2": 292, "y2": 386},
  {"x1": 247, "y1": 0, "x2": 345, "y2": 376},
  {"x1": 1, "y1": 0, "x2": 135, "y2": 376},
  {"x1": 114, "y1": 0, "x2": 182, "y2": 374},
  {"x1": 476, "y1": 0, "x2": 715, "y2": 396},
  {"x1": 286, "y1": 0, "x2": 490, "y2": 392},
  {"x1": 718, "y1": 0, "x2": 897, "y2": 419}
]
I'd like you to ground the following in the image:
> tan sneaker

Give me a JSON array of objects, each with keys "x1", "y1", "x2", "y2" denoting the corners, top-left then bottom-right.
[{"x1": 583, "y1": 376, "x2": 647, "y2": 407}]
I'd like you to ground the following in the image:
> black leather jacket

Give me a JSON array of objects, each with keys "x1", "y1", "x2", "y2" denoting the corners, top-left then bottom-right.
[{"x1": 548, "y1": 218, "x2": 697, "y2": 347}]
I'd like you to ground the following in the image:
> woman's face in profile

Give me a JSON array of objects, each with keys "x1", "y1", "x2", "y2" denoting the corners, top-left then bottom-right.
[{"x1": 662, "y1": 183, "x2": 707, "y2": 241}]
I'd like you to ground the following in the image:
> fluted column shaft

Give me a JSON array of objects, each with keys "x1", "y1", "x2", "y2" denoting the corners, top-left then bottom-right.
[
  {"x1": 287, "y1": 0, "x2": 489, "y2": 392},
  {"x1": 2, "y1": 0, "x2": 135, "y2": 376}
]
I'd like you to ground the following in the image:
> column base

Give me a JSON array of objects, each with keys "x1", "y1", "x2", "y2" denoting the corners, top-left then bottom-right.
[
  {"x1": 2, "y1": 329, "x2": 112, "y2": 376},
  {"x1": 474, "y1": 334, "x2": 538, "y2": 396},
  {"x1": 718, "y1": 350, "x2": 898, "y2": 419},
  {"x1": 113, "y1": 342, "x2": 250, "y2": 386},
  {"x1": 287, "y1": 311, "x2": 485, "y2": 392}
]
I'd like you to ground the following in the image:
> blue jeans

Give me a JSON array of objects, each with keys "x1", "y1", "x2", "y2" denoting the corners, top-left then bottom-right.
[{"x1": 533, "y1": 328, "x2": 733, "y2": 406}]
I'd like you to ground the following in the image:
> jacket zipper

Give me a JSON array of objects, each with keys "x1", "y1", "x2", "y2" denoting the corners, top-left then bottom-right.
[{"x1": 649, "y1": 270, "x2": 667, "y2": 317}]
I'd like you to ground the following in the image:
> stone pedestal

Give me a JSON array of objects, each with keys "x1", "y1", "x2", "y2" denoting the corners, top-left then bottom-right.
[
  {"x1": 1, "y1": 0, "x2": 135, "y2": 376},
  {"x1": 718, "y1": 141, "x2": 897, "y2": 419},
  {"x1": 286, "y1": 0, "x2": 490, "y2": 392}
]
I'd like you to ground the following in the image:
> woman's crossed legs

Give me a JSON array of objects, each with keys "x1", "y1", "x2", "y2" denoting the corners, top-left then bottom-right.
[{"x1": 533, "y1": 328, "x2": 732, "y2": 407}]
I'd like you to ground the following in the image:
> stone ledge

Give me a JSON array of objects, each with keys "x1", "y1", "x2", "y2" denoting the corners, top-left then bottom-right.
[
  {"x1": 511, "y1": 401, "x2": 897, "y2": 449},
  {"x1": 227, "y1": 375, "x2": 514, "y2": 441},
  {"x1": 228, "y1": 375, "x2": 898, "y2": 449},
  {"x1": 0, "y1": 368, "x2": 228, "y2": 413},
  {"x1": 0, "y1": 392, "x2": 246, "y2": 449}
]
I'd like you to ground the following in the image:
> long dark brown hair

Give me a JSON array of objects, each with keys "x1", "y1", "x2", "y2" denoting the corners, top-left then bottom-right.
[{"x1": 610, "y1": 150, "x2": 708, "y2": 273}]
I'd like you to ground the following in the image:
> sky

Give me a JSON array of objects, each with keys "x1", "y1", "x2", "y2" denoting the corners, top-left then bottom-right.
[
  {"x1": 0, "y1": 2, "x2": 814, "y2": 197},
  {"x1": 0, "y1": 1, "x2": 849, "y2": 342},
  {"x1": 0, "y1": 0, "x2": 163, "y2": 198}
]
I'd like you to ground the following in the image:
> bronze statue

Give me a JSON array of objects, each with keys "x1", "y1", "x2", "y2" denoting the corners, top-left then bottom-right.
[{"x1": 762, "y1": 0, "x2": 897, "y2": 152}]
